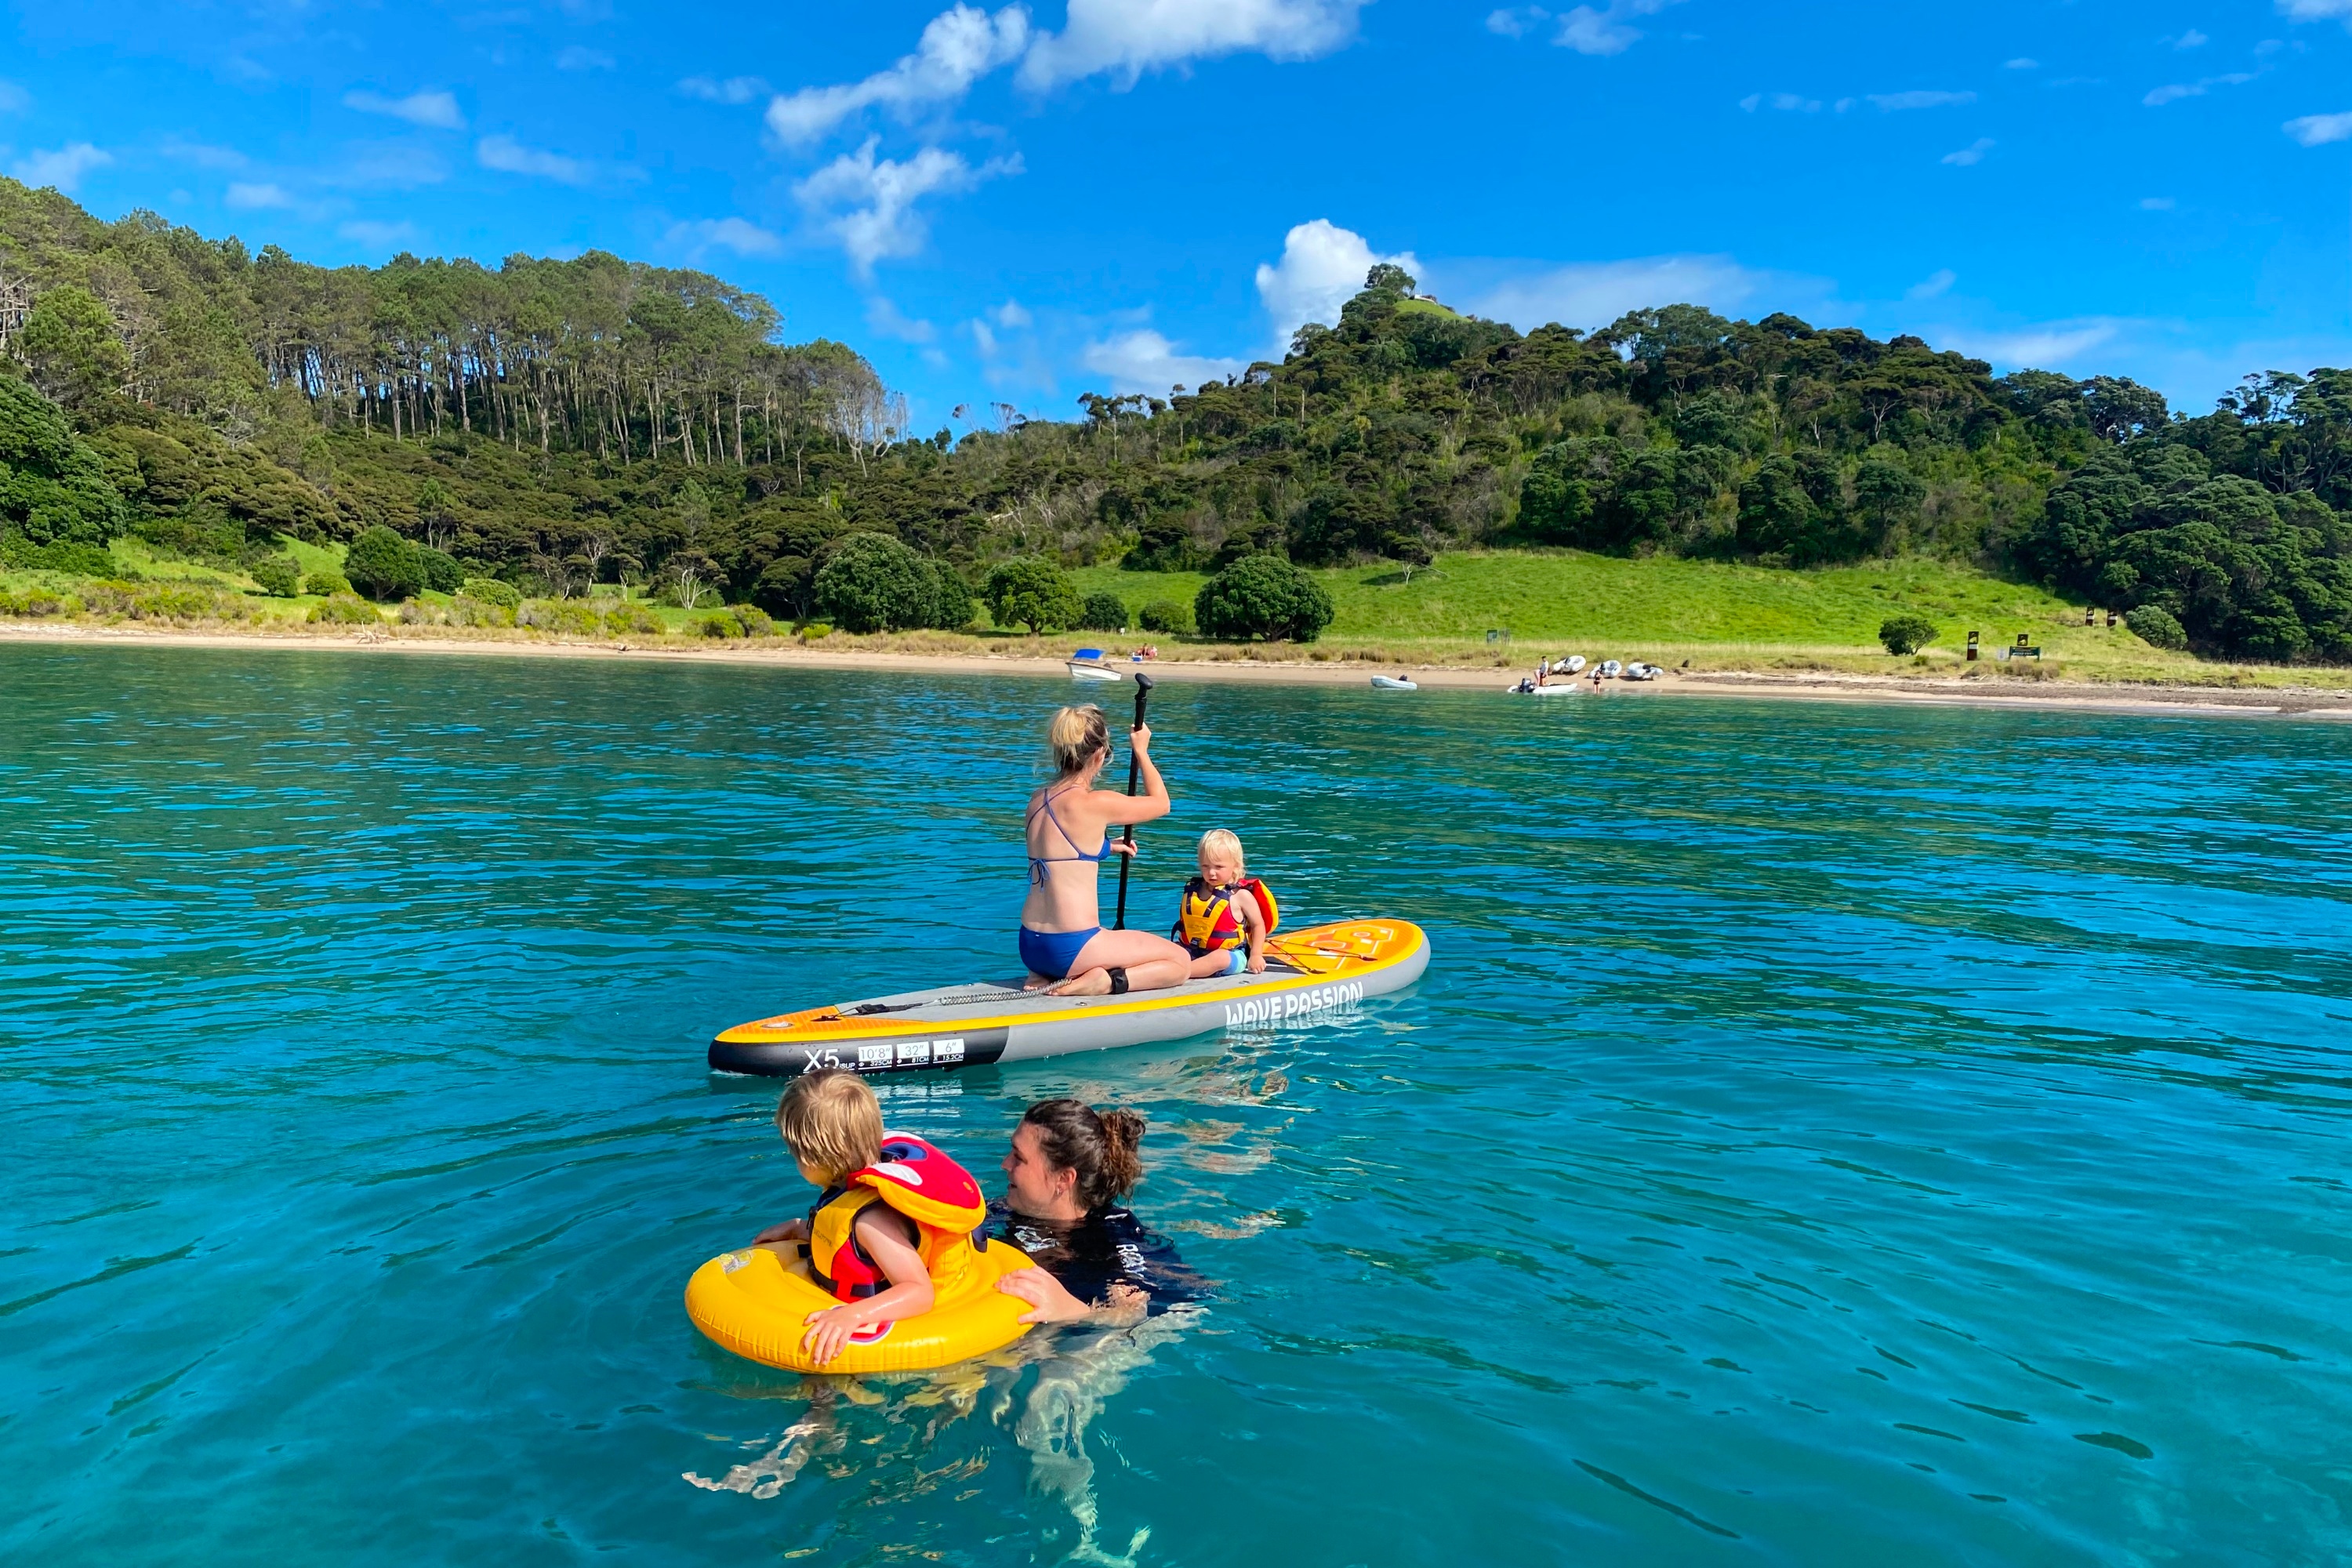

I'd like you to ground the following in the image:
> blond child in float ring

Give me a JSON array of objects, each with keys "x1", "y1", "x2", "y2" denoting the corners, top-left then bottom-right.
[
  {"x1": 1181, "y1": 829, "x2": 1269, "y2": 980},
  {"x1": 750, "y1": 1072, "x2": 938, "y2": 1367}
]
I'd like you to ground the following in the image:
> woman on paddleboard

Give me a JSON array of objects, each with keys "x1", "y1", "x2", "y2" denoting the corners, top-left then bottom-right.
[{"x1": 1020, "y1": 704, "x2": 1194, "y2": 996}]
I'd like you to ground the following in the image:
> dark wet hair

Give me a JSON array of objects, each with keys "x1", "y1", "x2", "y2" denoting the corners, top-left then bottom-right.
[{"x1": 1022, "y1": 1099, "x2": 1145, "y2": 1210}]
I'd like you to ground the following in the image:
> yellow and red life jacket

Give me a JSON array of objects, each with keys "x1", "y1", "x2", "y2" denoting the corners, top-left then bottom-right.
[
  {"x1": 1174, "y1": 876, "x2": 1279, "y2": 957},
  {"x1": 806, "y1": 1132, "x2": 989, "y2": 1303}
]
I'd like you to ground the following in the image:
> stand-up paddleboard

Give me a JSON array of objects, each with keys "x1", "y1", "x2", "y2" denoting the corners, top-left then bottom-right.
[{"x1": 710, "y1": 918, "x2": 1428, "y2": 1076}]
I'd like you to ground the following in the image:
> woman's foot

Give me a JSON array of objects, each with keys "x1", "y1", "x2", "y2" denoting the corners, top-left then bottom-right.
[{"x1": 1044, "y1": 969, "x2": 1113, "y2": 996}]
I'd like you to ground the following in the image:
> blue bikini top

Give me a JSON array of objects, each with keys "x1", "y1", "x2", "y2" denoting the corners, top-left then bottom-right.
[{"x1": 1027, "y1": 786, "x2": 1109, "y2": 886}]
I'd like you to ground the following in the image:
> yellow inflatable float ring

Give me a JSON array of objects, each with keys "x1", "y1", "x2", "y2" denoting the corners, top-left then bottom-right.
[{"x1": 685, "y1": 1131, "x2": 1035, "y2": 1374}]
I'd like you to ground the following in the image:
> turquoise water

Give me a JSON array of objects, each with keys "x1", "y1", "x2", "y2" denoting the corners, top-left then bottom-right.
[{"x1": 4, "y1": 644, "x2": 2350, "y2": 1566}]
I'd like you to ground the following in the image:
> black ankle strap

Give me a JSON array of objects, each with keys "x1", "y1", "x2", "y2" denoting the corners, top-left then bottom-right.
[{"x1": 1107, "y1": 967, "x2": 1129, "y2": 994}]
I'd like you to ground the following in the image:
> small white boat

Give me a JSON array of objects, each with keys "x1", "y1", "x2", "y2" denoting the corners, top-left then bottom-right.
[
  {"x1": 1066, "y1": 661, "x2": 1126, "y2": 682},
  {"x1": 1559, "y1": 655, "x2": 1587, "y2": 675},
  {"x1": 1622, "y1": 661, "x2": 1661, "y2": 681},
  {"x1": 1370, "y1": 674, "x2": 1418, "y2": 691},
  {"x1": 1598, "y1": 659, "x2": 1624, "y2": 679},
  {"x1": 1505, "y1": 678, "x2": 1579, "y2": 696}
]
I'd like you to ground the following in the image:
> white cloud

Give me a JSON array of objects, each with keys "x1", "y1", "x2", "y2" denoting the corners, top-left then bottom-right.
[
  {"x1": 343, "y1": 89, "x2": 465, "y2": 130},
  {"x1": 667, "y1": 216, "x2": 786, "y2": 258},
  {"x1": 2285, "y1": 110, "x2": 2352, "y2": 144},
  {"x1": 1552, "y1": 0, "x2": 1682, "y2": 56},
  {"x1": 1465, "y1": 254, "x2": 1782, "y2": 331},
  {"x1": 1254, "y1": 219, "x2": 1421, "y2": 350},
  {"x1": 9, "y1": 142, "x2": 111, "y2": 193},
  {"x1": 1867, "y1": 89, "x2": 1976, "y2": 111},
  {"x1": 2143, "y1": 73, "x2": 2252, "y2": 106},
  {"x1": 477, "y1": 134, "x2": 597, "y2": 186},
  {"x1": 339, "y1": 219, "x2": 421, "y2": 248},
  {"x1": 1021, "y1": 0, "x2": 1367, "y2": 89},
  {"x1": 160, "y1": 136, "x2": 249, "y2": 170},
  {"x1": 557, "y1": 45, "x2": 615, "y2": 71},
  {"x1": 990, "y1": 299, "x2": 1033, "y2": 328},
  {"x1": 2141, "y1": 195, "x2": 2177, "y2": 209},
  {"x1": 224, "y1": 181, "x2": 293, "y2": 209},
  {"x1": 0, "y1": 80, "x2": 29, "y2": 115},
  {"x1": 865, "y1": 296, "x2": 939, "y2": 343},
  {"x1": 2279, "y1": 0, "x2": 2352, "y2": 19},
  {"x1": 1080, "y1": 329, "x2": 1245, "y2": 394},
  {"x1": 681, "y1": 74, "x2": 768, "y2": 103},
  {"x1": 1936, "y1": 321, "x2": 2121, "y2": 368},
  {"x1": 332, "y1": 144, "x2": 449, "y2": 189},
  {"x1": 1942, "y1": 137, "x2": 1995, "y2": 165},
  {"x1": 793, "y1": 136, "x2": 1018, "y2": 278},
  {"x1": 768, "y1": 5, "x2": 1029, "y2": 144},
  {"x1": 1906, "y1": 268, "x2": 1956, "y2": 299},
  {"x1": 2175, "y1": 27, "x2": 2209, "y2": 47},
  {"x1": 1486, "y1": 7, "x2": 1547, "y2": 38},
  {"x1": 2005, "y1": 57, "x2": 2038, "y2": 69},
  {"x1": 1741, "y1": 92, "x2": 1821, "y2": 112}
]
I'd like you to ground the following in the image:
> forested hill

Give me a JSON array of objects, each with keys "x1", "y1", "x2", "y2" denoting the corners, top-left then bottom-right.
[{"x1": 2, "y1": 176, "x2": 2348, "y2": 660}]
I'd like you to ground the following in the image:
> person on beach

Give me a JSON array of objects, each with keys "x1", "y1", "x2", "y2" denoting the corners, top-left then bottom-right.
[
  {"x1": 993, "y1": 1100, "x2": 1200, "y2": 1323},
  {"x1": 748, "y1": 1069, "x2": 992, "y2": 1366},
  {"x1": 1020, "y1": 704, "x2": 1194, "y2": 996},
  {"x1": 1174, "y1": 829, "x2": 1272, "y2": 980}
]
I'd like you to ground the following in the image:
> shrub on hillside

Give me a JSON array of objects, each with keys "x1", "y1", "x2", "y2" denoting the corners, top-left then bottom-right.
[
  {"x1": 732, "y1": 604, "x2": 777, "y2": 637},
  {"x1": 1878, "y1": 615, "x2": 1939, "y2": 655},
  {"x1": 815, "y1": 531, "x2": 936, "y2": 633},
  {"x1": 518, "y1": 599, "x2": 601, "y2": 636},
  {"x1": 0, "y1": 373, "x2": 129, "y2": 546},
  {"x1": 1137, "y1": 598, "x2": 1193, "y2": 635},
  {"x1": 249, "y1": 554, "x2": 302, "y2": 597},
  {"x1": 603, "y1": 603, "x2": 662, "y2": 637},
  {"x1": 414, "y1": 545, "x2": 465, "y2": 593},
  {"x1": 2125, "y1": 604, "x2": 2188, "y2": 651},
  {"x1": 459, "y1": 576, "x2": 521, "y2": 608},
  {"x1": 346, "y1": 525, "x2": 423, "y2": 599},
  {"x1": 697, "y1": 611, "x2": 744, "y2": 639},
  {"x1": 1079, "y1": 591, "x2": 1129, "y2": 632},
  {"x1": 1194, "y1": 554, "x2": 1334, "y2": 642},
  {"x1": 923, "y1": 559, "x2": 976, "y2": 630},
  {"x1": 0, "y1": 535, "x2": 117, "y2": 575},
  {"x1": 302, "y1": 567, "x2": 353, "y2": 597},
  {"x1": 308, "y1": 593, "x2": 379, "y2": 626},
  {"x1": 984, "y1": 555, "x2": 1081, "y2": 634}
]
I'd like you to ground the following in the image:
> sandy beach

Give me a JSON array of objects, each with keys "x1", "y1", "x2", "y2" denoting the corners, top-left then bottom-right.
[{"x1": 9, "y1": 619, "x2": 2349, "y2": 718}]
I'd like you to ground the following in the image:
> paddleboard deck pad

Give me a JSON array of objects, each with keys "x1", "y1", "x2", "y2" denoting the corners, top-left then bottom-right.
[{"x1": 710, "y1": 918, "x2": 1428, "y2": 1076}]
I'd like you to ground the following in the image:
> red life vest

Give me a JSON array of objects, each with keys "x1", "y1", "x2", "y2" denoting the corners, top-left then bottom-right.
[
  {"x1": 1174, "y1": 876, "x2": 1278, "y2": 956},
  {"x1": 805, "y1": 1133, "x2": 989, "y2": 1303}
]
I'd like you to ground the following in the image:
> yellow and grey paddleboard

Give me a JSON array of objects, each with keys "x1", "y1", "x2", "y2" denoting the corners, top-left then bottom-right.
[{"x1": 709, "y1": 918, "x2": 1429, "y2": 1076}]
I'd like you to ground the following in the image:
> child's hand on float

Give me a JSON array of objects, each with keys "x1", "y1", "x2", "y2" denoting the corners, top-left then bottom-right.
[
  {"x1": 801, "y1": 1303, "x2": 866, "y2": 1363},
  {"x1": 997, "y1": 1266, "x2": 1092, "y2": 1324},
  {"x1": 753, "y1": 1218, "x2": 809, "y2": 1246}
]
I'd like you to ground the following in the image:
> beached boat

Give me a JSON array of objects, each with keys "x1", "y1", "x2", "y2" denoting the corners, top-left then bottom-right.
[
  {"x1": 1598, "y1": 659, "x2": 1624, "y2": 679},
  {"x1": 1506, "y1": 678, "x2": 1578, "y2": 695},
  {"x1": 1370, "y1": 674, "x2": 1418, "y2": 691},
  {"x1": 709, "y1": 918, "x2": 1430, "y2": 1076},
  {"x1": 1066, "y1": 660, "x2": 1127, "y2": 681},
  {"x1": 1559, "y1": 655, "x2": 1587, "y2": 674}
]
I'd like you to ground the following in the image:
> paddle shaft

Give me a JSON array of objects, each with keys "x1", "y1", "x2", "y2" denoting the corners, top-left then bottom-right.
[{"x1": 1110, "y1": 673, "x2": 1156, "y2": 930}]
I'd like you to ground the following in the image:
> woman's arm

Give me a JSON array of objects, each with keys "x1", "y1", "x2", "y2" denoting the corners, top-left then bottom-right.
[
  {"x1": 1091, "y1": 724, "x2": 1171, "y2": 828},
  {"x1": 996, "y1": 1266, "x2": 1149, "y2": 1325},
  {"x1": 800, "y1": 1210, "x2": 936, "y2": 1365}
]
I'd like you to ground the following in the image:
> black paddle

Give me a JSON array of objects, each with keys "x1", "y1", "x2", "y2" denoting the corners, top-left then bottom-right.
[{"x1": 1110, "y1": 672, "x2": 1156, "y2": 931}]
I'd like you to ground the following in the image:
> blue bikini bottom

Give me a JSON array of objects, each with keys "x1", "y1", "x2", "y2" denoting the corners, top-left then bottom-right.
[{"x1": 1019, "y1": 925, "x2": 1100, "y2": 980}]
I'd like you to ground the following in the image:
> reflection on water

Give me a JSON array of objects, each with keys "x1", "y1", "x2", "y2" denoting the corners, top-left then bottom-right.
[{"x1": 3, "y1": 644, "x2": 2350, "y2": 1566}]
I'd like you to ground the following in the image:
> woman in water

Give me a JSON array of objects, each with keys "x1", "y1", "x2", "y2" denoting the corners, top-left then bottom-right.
[
  {"x1": 993, "y1": 1098, "x2": 1197, "y2": 1323},
  {"x1": 1021, "y1": 704, "x2": 1195, "y2": 996}
]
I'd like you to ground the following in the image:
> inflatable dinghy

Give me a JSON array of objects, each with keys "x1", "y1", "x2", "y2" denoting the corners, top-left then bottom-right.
[
  {"x1": 710, "y1": 918, "x2": 1429, "y2": 1076},
  {"x1": 1370, "y1": 674, "x2": 1418, "y2": 691}
]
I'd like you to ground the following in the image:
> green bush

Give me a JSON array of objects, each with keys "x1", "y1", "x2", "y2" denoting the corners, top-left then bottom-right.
[
  {"x1": 5, "y1": 586, "x2": 64, "y2": 617},
  {"x1": 984, "y1": 555, "x2": 1082, "y2": 634},
  {"x1": 345, "y1": 524, "x2": 422, "y2": 599},
  {"x1": 1136, "y1": 599, "x2": 1193, "y2": 635},
  {"x1": 448, "y1": 593, "x2": 512, "y2": 628},
  {"x1": 602, "y1": 603, "x2": 661, "y2": 636},
  {"x1": 732, "y1": 604, "x2": 776, "y2": 637},
  {"x1": 815, "y1": 531, "x2": 935, "y2": 633},
  {"x1": 2125, "y1": 604, "x2": 2188, "y2": 651},
  {"x1": 249, "y1": 554, "x2": 301, "y2": 597},
  {"x1": 1878, "y1": 615, "x2": 1939, "y2": 655},
  {"x1": 923, "y1": 559, "x2": 976, "y2": 630},
  {"x1": 1079, "y1": 591, "x2": 1129, "y2": 632},
  {"x1": 518, "y1": 599, "x2": 601, "y2": 636},
  {"x1": 414, "y1": 545, "x2": 465, "y2": 594},
  {"x1": 0, "y1": 534, "x2": 116, "y2": 575},
  {"x1": 308, "y1": 593, "x2": 379, "y2": 625},
  {"x1": 460, "y1": 575, "x2": 521, "y2": 608},
  {"x1": 303, "y1": 567, "x2": 353, "y2": 597},
  {"x1": 0, "y1": 373, "x2": 129, "y2": 546},
  {"x1": 1194, "y1": 554, "x2": 1334, "y2": 642},
  {"x1": 697, "y1": 611, "x2": 745, "y2": 639},
  {"x1": 798, "y1": 620, "x2": 833, "y2": 641}
]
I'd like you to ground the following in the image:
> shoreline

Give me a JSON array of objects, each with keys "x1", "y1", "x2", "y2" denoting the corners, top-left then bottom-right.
[{"x1": 5, "y1": 621, "x2": 2347, "y2": 718}]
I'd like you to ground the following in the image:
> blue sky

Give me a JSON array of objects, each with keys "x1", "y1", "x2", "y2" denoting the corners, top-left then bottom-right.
[{"x1": 2, "y1": 0, "x2": 2349, "y2": 433}]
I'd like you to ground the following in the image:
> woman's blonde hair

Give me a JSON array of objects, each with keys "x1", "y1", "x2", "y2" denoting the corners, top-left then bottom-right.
[
  {"x1": 1197, "y1": 829, "x2": 1244, "y2": 868},
  {"x1": 775, "y1": 1069, "x2": 884, "y2": 1183},
  {"x1": 1048, "y1": 704, "x2": 1109, "y2": 775}
]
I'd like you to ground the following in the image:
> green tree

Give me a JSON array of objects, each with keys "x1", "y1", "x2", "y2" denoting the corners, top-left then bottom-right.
[
  {"x1": 1137, "y1": 598, "x2": 1192, "y2": 634},
  {"x1": 0, "y1": 373, "x2": 129, "y2": 544},
  {"x1": 18, "y1": 285, "x2": 129, "y2": 410},
  {"x1": 1195, "y1": 554, "x2": 1334, "y2": 642},
  {"x1": 2125, "y1": 604, "x2": 2187, "y2": 650},
  {"x1": 814, "y1": 531, "x2": 934, "y2": 632},
  {"x1": 1853, "y1": 452, "x2": 1926, "y2": 543},
  {"x1": 1878, "y1": 615, "x2": 1937, "y2": 655},
  {"x1": 345, "y1": 525, "x2": 423, "y2": 599},
  {"x1": 922, "y1": 558, "x2": 976, "y2": 630},
  {"x1": 1079, "y1": 590, "x2": 1129, "y2": 631},
  {"x1": 984, "y1": 555, "x2": 1082, "y2": 633},
  {"x1": 249, "y1": 554, "x2": 301, "y2": 597}
]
